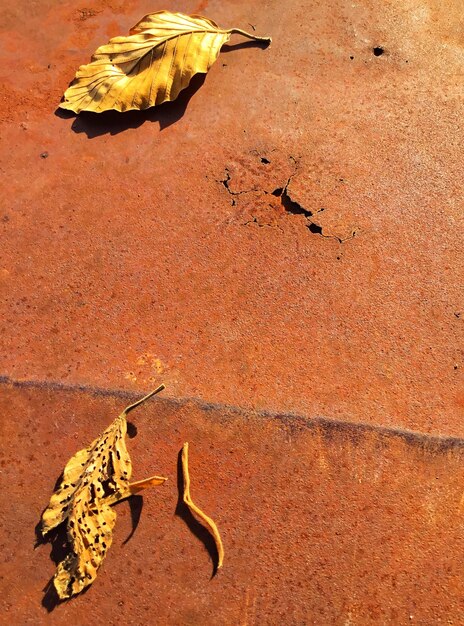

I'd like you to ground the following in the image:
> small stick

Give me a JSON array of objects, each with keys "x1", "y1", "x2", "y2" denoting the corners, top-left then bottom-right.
[{"x1": 122, "y1": 384, "x2": 166, "y2": 416}]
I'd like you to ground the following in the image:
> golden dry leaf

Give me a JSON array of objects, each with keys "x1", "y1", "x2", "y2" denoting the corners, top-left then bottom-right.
[
  {"x1": 59, "y1": 10, "x2": 271, "y2": 113},
  {"x1": 41, "y1": 386, "x2": 167, "y2": 599},
  {"x1": 181, "y1": 442, "x2": 224, "y2": 570}
]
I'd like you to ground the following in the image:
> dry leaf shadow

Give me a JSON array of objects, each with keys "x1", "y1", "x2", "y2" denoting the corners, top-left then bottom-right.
[
  {"x1": 36, "y1": 494, "x2": 145, "y2": 612},
  {"x1": 55, "y1": 39, "x2": 270, "y2": 138},
  {"x1": 35, "y1": 521, "x2": 71, "y2": 611},
  {"x1": 55, "y1": 73, "x2": 206, "y2": 138},
  {"x1": 36, "y1": 422, "x2": 143, "y2": 614},
  {"x1": 221, "y1": 39, "x2": 271, "y2": 53},
  {"x1": 36, "y1": 386, "x2": 167, "y2": 605},
  {"x1": 175, "y1": 448, "x2": 220, "y2": 578}
]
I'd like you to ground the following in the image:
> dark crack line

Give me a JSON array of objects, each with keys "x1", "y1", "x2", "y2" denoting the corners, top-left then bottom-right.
[
  {"x1": 276, "y1": 169, "x2": 357, "y2": 244},
  {"x1": 243, "y1": 216, "x2": 283, "y2": 232},
  {"x1": 219, "y1": 157, "x2": 357, "y2": 243},
  {"x1": 217, "y1": 168, "x2": 258, "y2": 197},
  {"x1": 1, "y1": 373, "x2": 464, "y2": 452},
  {"x1": 277, "y1": 161, "x2": 357, "y2": 242},
  {"x1": 277, "y1": 164, "x2": 312, "y2": 219}
]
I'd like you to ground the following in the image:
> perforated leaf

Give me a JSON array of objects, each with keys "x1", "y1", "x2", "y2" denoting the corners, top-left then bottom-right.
[{"x1": 41, "y1": 386, "x2": 167, "y2": 599}]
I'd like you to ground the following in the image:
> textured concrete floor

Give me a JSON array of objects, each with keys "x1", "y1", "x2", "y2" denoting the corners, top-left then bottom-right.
[{"x1": 0, "y1": 0, "x2": 463, "y2": 623}]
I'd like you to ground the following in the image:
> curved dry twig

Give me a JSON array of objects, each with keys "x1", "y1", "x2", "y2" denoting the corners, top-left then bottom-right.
[{"x1": 181, "y1": 441, "x2": 224, "y2": 570}]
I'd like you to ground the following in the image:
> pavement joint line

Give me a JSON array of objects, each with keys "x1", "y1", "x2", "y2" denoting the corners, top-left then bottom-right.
[{"x1": 1, "y1": 373, "x2": 464, "y2": 452}]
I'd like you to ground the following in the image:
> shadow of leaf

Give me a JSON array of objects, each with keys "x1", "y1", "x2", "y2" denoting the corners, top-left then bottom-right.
[
  {"x1": 36, "y1": 494, "x2": 145, "y2": 611},
  {"x1": 222, "y1": 39, "x2": 271, "y2": 53},
  {"x1": 175, "y1": 448, "x2": 220, "y2": 578},
  {"x1": 54, "y1": 38, "x2": 270, "y2": 138},
  {"x1": 121, "y1": 495, "x2": 143, "y2": 545},
  {"x1": 55, "y1": 73, "x2": 206, "y2": 138},
  {"x1": 34, "y1": 520, "x2": 70, "y2": 612}
]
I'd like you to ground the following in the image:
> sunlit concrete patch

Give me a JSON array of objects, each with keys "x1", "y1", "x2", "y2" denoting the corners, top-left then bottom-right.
[{"x1": 1, "y1": 384, "x2": 464, "y2": 624}]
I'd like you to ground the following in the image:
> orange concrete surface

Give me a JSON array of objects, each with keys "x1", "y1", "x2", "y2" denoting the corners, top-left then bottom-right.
[
  {"x1": 3, "y1": 385, "x2": 464, "y2": 624},
  {"x1": 0, "y1": 0, "x2": 463, "y2": 623},
  {"x1": 1, "y1": 0, "x2": 462, "y2": 435}
]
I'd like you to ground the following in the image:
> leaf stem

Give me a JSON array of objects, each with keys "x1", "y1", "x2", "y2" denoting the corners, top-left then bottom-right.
[
  {"x1": 122, "y1": 384, "x2": 166, "y2": 416},
  {"x1": 228, "y1": 28, "x2": 272, "y2": 44}
]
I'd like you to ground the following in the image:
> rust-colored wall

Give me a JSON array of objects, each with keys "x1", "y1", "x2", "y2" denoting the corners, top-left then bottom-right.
[
  {"x1": 2, "y1": 385, "x2": 464, "y2": 624},
  {"x1": 1, "y1": 0, "x2": 462, "y2": 435},
  {"x1": 1, "y1": 0, "x2": 463, "y2": 622}
]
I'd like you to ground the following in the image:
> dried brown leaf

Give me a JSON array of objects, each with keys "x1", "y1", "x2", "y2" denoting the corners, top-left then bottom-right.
[
  {"x1": 41, "y1": 385, "x2": 167, "y2": 599},
  {"x1": 181, "y1": 442, "x2": 224, "y2": 570},
  {"x1": 59, "y1": 10, "x2": 271, "y2": 113}
]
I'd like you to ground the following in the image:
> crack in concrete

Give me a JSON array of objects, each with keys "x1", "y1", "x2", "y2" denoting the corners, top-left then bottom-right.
[
  {"x1": 1, "y1": 373, "x2": 463, "y2": 452},
  {"x1": 219, "y1": 157, "x2": 357, "y2": 243},
  {"x1": 218, "y1": 168, "x2": 258, "y2": 197},
  {"x1": 242, "y1": 215, "x2": 284, "y2": 232}
]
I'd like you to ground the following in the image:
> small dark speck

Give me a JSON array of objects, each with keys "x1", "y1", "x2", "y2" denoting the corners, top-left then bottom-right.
[
  {"x1": 261, "y1": 157, "x2": 271, "y2": 165},
  {"x1": 349, "y1": 55, "x2": 354, "y2": 60},
  {"x1": 454, "y1": 312, "x2": 461, "y2": 319},
  {"x1": 2, "y1": 215, "x2": 9, "y2": 223},
  {"x1": 40, "y1": 152, "x2": 49, "y2": 159},
  {"x1": 337, "y1": 256, "x2": 341, "y2": 260},
  {"x1": 222, "y1": 63, "x2": 227, "y2": 67},
  {"x1": 454, "y1": 365, "x2": 459, "y2": 370},
  {"x1": 373, "y1": 47, "x2": 384, "y2": 56}
]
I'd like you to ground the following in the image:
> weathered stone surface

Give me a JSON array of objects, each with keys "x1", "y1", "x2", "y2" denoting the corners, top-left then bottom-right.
[
  {"x1": 0, "y1": 0, "x2": 463, "y2": 622},
  {"x1": 2, "y1": 384, "x2": 464, "y2": 624}
]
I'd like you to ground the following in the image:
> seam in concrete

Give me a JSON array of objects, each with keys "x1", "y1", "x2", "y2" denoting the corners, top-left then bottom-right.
[{"x1": 1, "y1": 374, "x2": 463, "y2": 452}]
